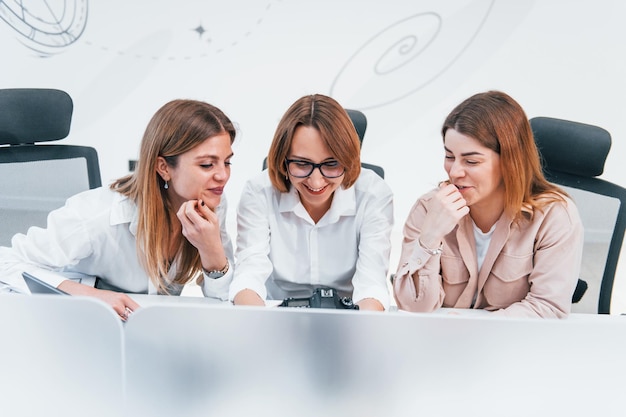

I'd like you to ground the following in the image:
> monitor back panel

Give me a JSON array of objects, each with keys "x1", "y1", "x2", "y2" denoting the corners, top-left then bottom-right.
[{"x1": 124, "y1": 305, "x2": 626, "y2": 417}]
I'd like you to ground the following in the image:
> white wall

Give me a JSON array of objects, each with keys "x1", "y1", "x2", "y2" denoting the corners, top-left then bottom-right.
[{"x1": 3, "y1": 0, "x2": 626, "y2": 310}]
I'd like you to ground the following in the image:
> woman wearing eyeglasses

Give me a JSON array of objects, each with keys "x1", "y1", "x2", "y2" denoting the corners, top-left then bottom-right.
[{"x1": 230, "y1": 94, "x2": 393, "y2": 311}]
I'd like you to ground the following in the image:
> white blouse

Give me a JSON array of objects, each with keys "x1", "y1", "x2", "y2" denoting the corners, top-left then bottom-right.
[
  {"x1": 229, "y1": 168, "x2": 394, "y2": 309},
  {"x1": 0, "y1": 187, "x2": 233, "y2": 299}
]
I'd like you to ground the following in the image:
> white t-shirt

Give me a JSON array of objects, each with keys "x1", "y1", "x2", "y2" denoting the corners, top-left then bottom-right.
[{"x1": 473, "y1": 220, "x2": 496, "y2": 272}]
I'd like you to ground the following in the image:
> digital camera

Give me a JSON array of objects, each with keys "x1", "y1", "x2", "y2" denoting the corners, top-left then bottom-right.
[{"x1": 278, "y1": 287, "x2": 359, "y2": 310}]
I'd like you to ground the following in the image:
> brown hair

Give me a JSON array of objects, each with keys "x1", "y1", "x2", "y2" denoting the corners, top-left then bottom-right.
[
  {"x1": 267, "y1": 94, "x2": 361, "y2": 192},
  {"x1": 442, "y1": 90, "x2": 566, "y2": 220},
  {"x1": 110, "y1": 99, "x2": 236, "y2": 293}
]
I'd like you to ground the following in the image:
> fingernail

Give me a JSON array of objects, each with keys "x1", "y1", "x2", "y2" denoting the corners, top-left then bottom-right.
[{"x1": 200, "y1": 200, "x2": 205, "y2": 206}]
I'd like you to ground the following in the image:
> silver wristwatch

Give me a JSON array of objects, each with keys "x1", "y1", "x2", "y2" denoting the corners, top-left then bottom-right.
[{"x1": 204, "y1": 259, "x2": 229, "y2": 279}]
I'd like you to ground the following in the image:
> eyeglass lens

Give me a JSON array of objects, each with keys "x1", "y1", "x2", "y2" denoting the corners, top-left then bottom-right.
[{"x1": 286, "y1": 159, "x2": 345, "y2": 178}]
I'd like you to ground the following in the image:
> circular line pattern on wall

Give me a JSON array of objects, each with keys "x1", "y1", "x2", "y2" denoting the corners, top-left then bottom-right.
[
  {"x1": 0, "y1": 0, "x2": 89, "y2": 56},
  {"x1": 330, "y1": 0, "x2": 495, "y2": 110},
  {"x1": 0, "y1": 0, "x2": 280, "y2": 59}
]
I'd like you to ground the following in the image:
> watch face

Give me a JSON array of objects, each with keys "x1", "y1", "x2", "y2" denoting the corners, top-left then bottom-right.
[{"x1": 207, "y1": 271, "x2": 225, "y2": 279}]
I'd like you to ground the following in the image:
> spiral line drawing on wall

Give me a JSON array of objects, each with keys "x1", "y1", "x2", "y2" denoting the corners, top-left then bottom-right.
[
  {"x1": 0, "y1": 0, "x2": 88, "y2": 56},
  {"x1": 330, "y1": 0, "x2": 495, "y2": 110},
  {"x1": 1, "y1": 1, "x2": 281, "y2": 60}
]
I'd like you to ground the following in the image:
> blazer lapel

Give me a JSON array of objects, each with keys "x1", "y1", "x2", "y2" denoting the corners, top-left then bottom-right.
[{"x1": 454, "y1": 217, "x2": 479, "y2": 308}]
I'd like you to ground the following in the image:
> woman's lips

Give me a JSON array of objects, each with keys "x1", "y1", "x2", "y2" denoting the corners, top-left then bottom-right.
[{"x1": 304, "y1": 183, "x2": 328, "y2": 195}]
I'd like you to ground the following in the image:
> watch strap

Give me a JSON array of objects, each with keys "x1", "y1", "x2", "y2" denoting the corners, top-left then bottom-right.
[{"x1": 203, "y1": 259, "x2": 229, "y2": 279}]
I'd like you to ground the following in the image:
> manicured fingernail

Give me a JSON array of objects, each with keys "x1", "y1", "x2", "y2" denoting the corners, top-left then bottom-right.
[{"x1": 200, "y1": 200, "x2": 205, "y2": 206}]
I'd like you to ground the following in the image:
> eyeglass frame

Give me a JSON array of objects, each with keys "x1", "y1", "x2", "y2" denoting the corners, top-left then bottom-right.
[{"x1": 284, "y1": 158, "x2": 346, "y2": 178}]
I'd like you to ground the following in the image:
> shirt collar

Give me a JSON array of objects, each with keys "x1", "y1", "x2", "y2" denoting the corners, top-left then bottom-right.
[
  {"x1": 279, "y1": 184, "x2": 357, "y2": 225},
  {"x1": 109, "y1": 192, "x2": 139, "y2": 236}
]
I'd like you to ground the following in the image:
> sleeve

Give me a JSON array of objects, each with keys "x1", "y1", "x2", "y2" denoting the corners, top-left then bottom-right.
[
  {"x1": 227, "y1": 179, "x2": 274, "y2": 301},
  {"x1": 492, "y1": 199, "x2": 583, "y2": 318},
  {"x1": 393, "y1": 193, "x2": 446, "y2": 312},
  {"x1": 200, "y1": 194, "x2": 235, "y2": 301},
  {"x1": 351, "y1": 179, "x2": 394, "y2": 310},
  {"x1": 0, "y1": 194, "x2": 96, "y2": 293}
]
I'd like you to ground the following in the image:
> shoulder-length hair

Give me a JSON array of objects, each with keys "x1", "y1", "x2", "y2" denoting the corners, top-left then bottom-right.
[
  {"x1": 267, "y1": 94, "x2": 361, "y2": 192},
  {"x1": 110, "y1": 99, "x2": 236, "y2": 293},
  {"x1": 442, "y1": 90, "x2": 566, "y2": 221}
]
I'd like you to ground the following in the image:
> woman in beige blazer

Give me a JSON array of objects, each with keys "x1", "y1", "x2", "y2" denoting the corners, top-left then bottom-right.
[{"x1": 393, "y1": 90, "x2": 583, "y2": 318}]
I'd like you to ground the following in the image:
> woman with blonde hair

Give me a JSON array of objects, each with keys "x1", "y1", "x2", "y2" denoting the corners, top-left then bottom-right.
[
  {"x1": 230, "y1": 94, "x2": 393, "y2": 311},
  {"x1": 394, "y1": 90, "x2": 583, "y2": 318},
  {"x1": 0, "y1": 99, "x2": 236, "y2": 320}
]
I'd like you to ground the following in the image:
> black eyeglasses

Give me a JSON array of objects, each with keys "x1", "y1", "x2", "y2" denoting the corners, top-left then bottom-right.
[{"x1": 285, "y1": 158, "x2": 345, "y2": 178}]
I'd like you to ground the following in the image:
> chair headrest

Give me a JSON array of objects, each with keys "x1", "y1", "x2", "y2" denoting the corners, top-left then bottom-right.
[
  {"x1": 530, "y1": 116, "x2": 611, "y2": 178},
  {"x1": 0, "y1": 88, "x2": 73, "y2": 146},
  {"x1": 346, "y1": 109, "x2": 367, "y2": 146}
]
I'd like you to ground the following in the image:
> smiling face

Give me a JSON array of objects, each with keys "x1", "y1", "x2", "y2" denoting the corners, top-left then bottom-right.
[
  {"x1": 444, "y1": 128, "x2": 505, "y2": 214},
  {"x1": 158, "y1": 132, "x2": 233, "y2": 211},
  {"x1": 287, "y1": 125, "x2": 344, "y2": 221}
]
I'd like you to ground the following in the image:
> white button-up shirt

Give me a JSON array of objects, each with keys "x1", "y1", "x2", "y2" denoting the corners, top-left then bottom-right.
[
  {"x1": 229, "y1": 168, "x2": 393, "y2": 309},
  {"x1": 0, "y1": 187, "x2": 233, "y2": 299}
]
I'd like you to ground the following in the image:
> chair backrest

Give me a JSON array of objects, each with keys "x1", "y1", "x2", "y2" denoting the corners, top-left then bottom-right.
[
  {"x1": 262, "y1": 108, "x2": 385, "y2": 178},
  {"x1": 0, "y1": 88, "x2": 102, "y2": 246},
  {"x1": 530, "y1": 116, "x2": 626, "y2": 314}
]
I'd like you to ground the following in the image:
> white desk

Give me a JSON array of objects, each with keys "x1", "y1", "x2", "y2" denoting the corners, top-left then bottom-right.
[{"x1": 128, "y1": 292, "x2": 224, "y2": 307}]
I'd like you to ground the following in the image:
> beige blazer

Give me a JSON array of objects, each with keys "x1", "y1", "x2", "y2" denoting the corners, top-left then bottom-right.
[{"x1": 393, "y1": 189, "x2": 583, "y2": 318}]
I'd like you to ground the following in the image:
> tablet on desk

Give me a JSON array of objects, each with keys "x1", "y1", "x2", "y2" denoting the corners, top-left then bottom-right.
[{"x1": 22, "y1": 272, "x2": 69, "y2": 295}]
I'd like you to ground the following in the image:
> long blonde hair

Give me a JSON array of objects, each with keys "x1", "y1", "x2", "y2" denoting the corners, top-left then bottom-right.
[{"x1": 110, "y1": 99, "x2": 236, "y2": 293}]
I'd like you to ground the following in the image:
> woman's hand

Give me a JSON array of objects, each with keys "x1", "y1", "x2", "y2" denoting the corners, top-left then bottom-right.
[
  {"x1": 58, "y1": 280, "x2": 141, "y2": 321},
  {"x1": 177, "y1": 199, "x2": 226, "y2": 271},
  {"x1": 357, "y1": 298, "x2": 385, "y2": 311},
  {"x1": 420, "y1": 182, "x2": 469, "y2": 248},
  {"x1": 233, "y1": 289, "x2": 266, "y2": 306}
]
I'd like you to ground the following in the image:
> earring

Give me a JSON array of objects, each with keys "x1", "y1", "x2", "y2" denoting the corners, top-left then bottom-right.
[{"x1": 164, "y1": 181, "x2": 169, "y2": 190}]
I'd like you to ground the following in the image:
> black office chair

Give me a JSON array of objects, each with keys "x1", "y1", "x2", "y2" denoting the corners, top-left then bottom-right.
[
  {"x1": 531, "y1": 116, "x2": 626, "y2": 314},
  {"x1": 262, "y1": 108, "x2": 385, "y2": 178},
  {"x1": 0, "y1": 88, "x2": 102, "y2": 247}
]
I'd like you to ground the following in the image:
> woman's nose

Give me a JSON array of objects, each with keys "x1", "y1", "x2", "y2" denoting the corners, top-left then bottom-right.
[
  {"x1": 213, "y1": 163, "x2": 229, "y2": 181},
  {"x1": 307, "y1": 167, "x2": 326, "y2": 185},
  {"x1": 448, "y1": 161, "x2": 464, "y2": 178}
]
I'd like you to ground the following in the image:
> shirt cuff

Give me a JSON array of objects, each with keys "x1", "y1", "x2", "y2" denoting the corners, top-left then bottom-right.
[
  {"x1": 397, "y1": 242, "x2": 438, "y2": 277},
  {"x1": 201, "y1": 268, "x2": 233, "y2": 301}
]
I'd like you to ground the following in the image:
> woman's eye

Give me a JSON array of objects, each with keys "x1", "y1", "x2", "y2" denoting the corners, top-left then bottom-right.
[
  {"x1": 324, "y1": 161, "x2": 339, "y2": 167},
  {"x1": 200, "y1": 164, "x2": 214, "y2": 169},
  {"x1": 294, "y1": 161, "x2": 310, "y2": 167}
]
